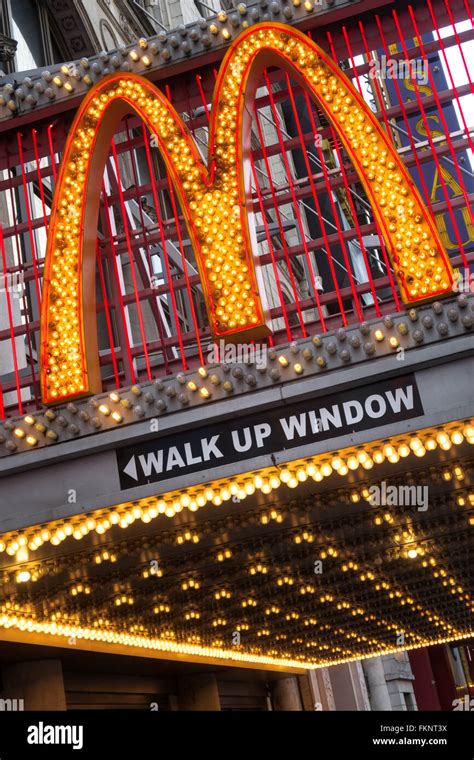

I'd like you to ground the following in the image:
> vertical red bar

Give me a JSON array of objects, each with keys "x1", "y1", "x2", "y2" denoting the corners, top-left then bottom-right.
[
  {"x1": 375, "y1": 15, "x2": 434, "y2": 205},
  {"x1": 443, "y1": 0, "x2": 474, "y2": 90},
  {"x1": 250, "y1": 154, "x2": 293, "y2": 340},
  {"x1": 5, "y1": 148, "x2": 39, "y2": 407},
  {"x1": 31, "y1": 129, "x2": 49, "y2": 234},
  {"x1": 303, "y1": 90, "x2": 364, "y2": 323},
  {"x1": 399, "y1": 8, "x2": 474, "y2": 225},
  {"x1": 142, "y1": 123, "x2": 188, "y2": 370},
  {"x1": 358, "y1": 20, "x2": 394, "y2": 139},
  {"x1": 327, "y1": 31, "x2": 382, "y2": 315},
  {"x1": 390, "y1": 9, "x2": 469, "y2": 265},
  {"x1": 164, "y1": 84, "x2": 206, "y2": 366},
  {"x1": 255, "y1": 109, "x2": 307, "y2": 336},
  {"x1": 164, "y1": 171, "x2": 205, "y2": 366},
  {"x1": 286, "y1": 72, "x2": 361, "y2": 323},
  {"x1": 341, "y1": 26, "x2": 363, "y2": 96},
  {"x1": 17, "y1": 132, "x2": 42, "y2": 308},
  {"x1": 424, "y1": 0, "x2": 474, "y2": 152},
  {"x1": 264, "y1": 71, "x2": 326, "y2": 331},
  {"x1": 97, "y1": 243, "x2": 120, "y2": 388},
  {"x1": 47, "y1": 124, "x2": 58, "y2": 182},
  {"x1": 196, "y1": 75, "x2": 211, "y2": 120},
  {"x1": 337, "y1": 29, "x2": 401, "y2": 310},
  {"x1": 101, "y1": 179, "x2": 137, "y2": 385},
  {"x1": 111, "y1": 140, "x2": 153, "y2": 380},
  {"x1": 0, "y1": 224, "x2": 23, "y2": 415},
  {"x1": 463, "y1": 0, "x2": 473, "y2": 26},
  {"x1": 124, "y1": 119, "x2": 171, "y2": 373}
]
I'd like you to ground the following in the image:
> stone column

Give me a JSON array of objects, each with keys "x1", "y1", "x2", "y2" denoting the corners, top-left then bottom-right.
[
  {"x1": 307, "y1": 668, "x2": 336, "y2": 710},
  {"x1": 329, "y1": 661, "x2": 371, "y2": 711},
  {"x1": 363, "y1": 656, "x2": 393, "y2": 711},
  {"x1": 271, "y1": 676, "x2": 303, "y2": 710},
  {"x1": 177, "y1": 673, "x2": 221, "y2": 711},
  {"x1": 1, "y1": 660, "x2": 67, "y2": 710}
]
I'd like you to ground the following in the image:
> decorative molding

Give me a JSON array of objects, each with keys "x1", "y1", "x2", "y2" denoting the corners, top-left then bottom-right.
[
  {"x1": 0, "y1": 32, "x2": 17, "y2": 64},
  {"x1": 0, "y1": 0, "x2": 364, "y2": 120},
  {"x1": 1, "y1": 293, "x2": 472, "y2": 457}
]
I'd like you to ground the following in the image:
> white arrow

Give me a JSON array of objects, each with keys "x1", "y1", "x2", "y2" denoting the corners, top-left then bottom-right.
[{"x1": 123, "y1": 456, "x2": 138, "y2": 481}]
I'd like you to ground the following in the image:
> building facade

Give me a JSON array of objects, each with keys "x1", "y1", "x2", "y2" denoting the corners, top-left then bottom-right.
[{"x1": 0, "y1": 0, "x2": 472, "y2": 710}]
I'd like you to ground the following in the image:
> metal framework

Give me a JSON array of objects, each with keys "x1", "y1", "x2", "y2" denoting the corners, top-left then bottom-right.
[{"x1": 0, "y1": 0, "x2": 472, "y2": 416}]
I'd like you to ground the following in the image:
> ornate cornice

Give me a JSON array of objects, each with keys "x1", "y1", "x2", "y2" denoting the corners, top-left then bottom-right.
[
  {"x1": 0, "y1": 0, "x2": 365, "y2": 121},
  {"x1": 0, "y1": 32, "x2": 17, "y2": 64}
]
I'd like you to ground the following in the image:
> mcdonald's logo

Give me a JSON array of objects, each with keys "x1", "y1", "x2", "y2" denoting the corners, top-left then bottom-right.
[{"x1": 40, "y1": 22, "x2": 454, "y2": 404}]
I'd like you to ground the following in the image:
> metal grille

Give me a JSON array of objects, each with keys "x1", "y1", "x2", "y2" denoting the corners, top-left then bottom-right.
[{"x1": 0, "y1": 0, "x2": 472, "y2": 416}]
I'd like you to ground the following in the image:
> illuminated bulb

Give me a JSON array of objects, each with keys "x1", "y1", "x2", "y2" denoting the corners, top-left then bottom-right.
[
  {"x1": 436, "y1": 432, "x2": 451, "y2": 450},
  {"x1": 374, "y1": 329, "x2": 384, "y2": 341},
  {"x1": 109, "y1": 392, "x2": 120, "y2": 402},
  {"x1": 26, "y1": 435, "x2": 37, "y2": 446},
  {"x1": 407, "y1": 548, "x2": 418, "y2": 559},
  {"x1": 16, "y1": 570, "x2": 31, "y2": 583},
  {"x1": 463, "y1": 425, "x2": 474, "y2": 441},
  {"x1": 111, "y1": 411, "x2": 123, "y2": 423},
  {"x1": 98, "y1": 404, "x2": 110, "y2": 415},
  {"x1": 187, "y1": 380, "x2": 198, "y2": 391},
  {"x1": 294, "y1": 363, "x2": 303, "y2": 374},
  {"x1": 13, "y1": 428, "x2": 25, "y2": 438},
  {"x1": 389, "y1": 337, "x2": 399, "y2": 348},
  {"x1": 198, "y1": 367, "x2": 208, "y2": 379},
  {"x1": 16, "y1": 546, "x2": 29, "y2": 562},
  {"x1": 199, "y1": 387, "x2": 211, "y2": 399},
  {"x1": 278, "y1": 356, "x2": 289, "y2": 367}
]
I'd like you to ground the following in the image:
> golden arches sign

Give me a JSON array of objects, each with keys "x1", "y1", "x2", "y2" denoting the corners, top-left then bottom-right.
[{"x1": 40, "y1": 22, "x2": 454, "y2": 404}]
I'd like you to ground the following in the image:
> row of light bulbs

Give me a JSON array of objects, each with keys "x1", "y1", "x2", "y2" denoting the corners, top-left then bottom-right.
[
  {"x1": 0, "y1": 609, "x2": 470, "y2": 669},
  {"x1": 42, "y1": 23, "x2": 452, "y2": 401},
  {"x1": 4, "y1": 514, "x2": 471, "y2": 663},
  {"x1": 1, "y1": 420, "x2": 472, "y2": 559},
  {"x1": 5, "y1": 293, "x2": 471, "y2": 450},
  {"x1": 1, "y1": 1, "x2": 323, "y2": 114}
]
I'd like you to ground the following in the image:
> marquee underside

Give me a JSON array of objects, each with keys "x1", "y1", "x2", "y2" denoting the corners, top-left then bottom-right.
[{"x1": 1, "y1": 424, "x2": 472, "y2": 670}]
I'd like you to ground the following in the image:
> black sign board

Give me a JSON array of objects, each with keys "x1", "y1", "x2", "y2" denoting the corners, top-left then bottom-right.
[{"x1": 116, "y1": 374, "x2": 424, "y2": 490}]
